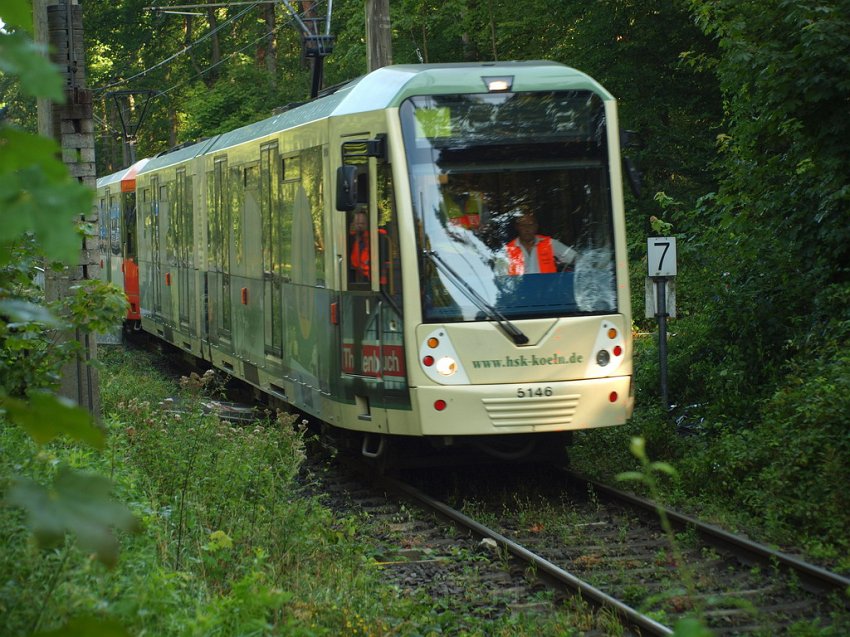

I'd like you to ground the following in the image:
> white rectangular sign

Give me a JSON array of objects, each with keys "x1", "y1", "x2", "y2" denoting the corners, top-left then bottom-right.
[
  {"x1": 645, "y1": 277, "x2": 676, "y2": 318},
  {"x1": 647, "y1": 237, "x2": 677, "y2": 277}
]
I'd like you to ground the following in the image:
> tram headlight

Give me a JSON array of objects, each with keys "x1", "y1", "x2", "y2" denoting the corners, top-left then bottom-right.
[
  {"x1": 419, "y1": 328, "x2": 470, "y2": 384},
  {"x1": 596, "y1": 349, "x2": 611, "y2": 367},
  {"x1": 483, "y1": 75, "x2": 513, "y2": 92},
  {"x1": 435, "y1": 356, "x2": 458, "y2": 376}
]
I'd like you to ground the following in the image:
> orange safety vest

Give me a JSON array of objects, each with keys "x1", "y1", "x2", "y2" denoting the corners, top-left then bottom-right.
[
  {"x1": 350, "y1": 229, "x2": 389, "y2": 284},
  {"x1": 350, "y1": 231, "x2": 370, "y2": 280},
  {"x1": 446, "y1": 194, "x2": 483, "y2": 229},
  {"x1": 506, "y1": 236, "x2": 556, "y2": 275}
]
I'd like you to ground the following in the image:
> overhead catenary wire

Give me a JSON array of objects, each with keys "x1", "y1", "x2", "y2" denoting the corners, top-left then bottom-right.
[
  {"x1": 156, "y1": 0, "x2": 329, "y2": 97},
  {"x1": 95, "y1": 1, "x2": 264, "y2": 94},
  {"x1": 96, "y1": 0, "x2": 329, "y2": 96},
  {"x1": 158, "y1": 16, "x2": 288, "y2": 97}
]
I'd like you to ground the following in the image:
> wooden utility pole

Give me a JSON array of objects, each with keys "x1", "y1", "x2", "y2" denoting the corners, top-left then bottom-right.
[
  {"x1": 34, "y1": 0, "x2": 101, "y2": 417},
  {"x1": 366, "y1": 0, "x2": 392, "y2": 71}
]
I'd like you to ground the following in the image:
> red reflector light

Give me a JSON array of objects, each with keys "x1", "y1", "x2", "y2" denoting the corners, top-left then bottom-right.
[
  {"x1": 434, "y1": 399, "x2": 447, "y2": 411},
  {"x1": 609, "y1": 391, "x2": 618, "y2": 403},
  {"x1": 423, "y1": 355, "x2": 434, "y2": 367},
  {"x1": 613, "y1": 345, "x2": 623, "y2": 357}
]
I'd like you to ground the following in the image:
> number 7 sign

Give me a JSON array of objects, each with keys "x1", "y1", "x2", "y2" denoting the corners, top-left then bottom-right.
[{"x1": 647, "y1": 237, "x2": 677, "y2": 277}]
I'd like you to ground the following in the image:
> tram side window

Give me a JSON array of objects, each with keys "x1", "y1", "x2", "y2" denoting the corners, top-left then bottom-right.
[
  {"x1": 109, "y1": 195, "x2": 120, "y2": 256},
  {"x1": 209, "y1": 158, "x2": 229, "y2": 273},
  {"x1": 173, "y1": 169, "x2": 193, "y2": 267},
  {"x1": 98, "y1": 197, "x2": 107, "y2": 254},
  {"x1": 346, "y1": 207, "x2": 393, "y2": 290},
  {"x1": 261, "y1": 144, "x2": 281, "y2": 277},
  {"x1": 345, "y1": 164, "x2": 371, "y2": 289},
  {"x1": 279, "y1": 157, "x2": 296, "y2": 282},
  {"x1": 347, "y1": 207, "x2": 371, "y2": 287},
  {"x1": 301, "y1": 147, "x2": 325, "y2": 286},
  {"x1": 123, "y1": 192, "x2": 137, "y2": 258},
  {"x1": 230, "y1": 165, "x2": 245, "y2": 268},
  {"x1": 377, "y1": 163, "x2": 401, "y2": 303}
]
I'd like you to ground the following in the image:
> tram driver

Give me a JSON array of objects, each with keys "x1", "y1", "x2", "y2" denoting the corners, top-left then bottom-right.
[{"x1": 502, "y1": 211, "x2": 578, "y2": 275}]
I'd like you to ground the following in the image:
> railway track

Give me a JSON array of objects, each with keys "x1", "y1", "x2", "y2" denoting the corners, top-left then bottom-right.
[{"x1": 312, "y1": 453, "x2": 850, "y2": 636}]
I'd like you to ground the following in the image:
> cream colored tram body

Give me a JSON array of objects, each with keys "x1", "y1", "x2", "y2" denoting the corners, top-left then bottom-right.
[{"x1": 133, "y1": 62, "x2": 633, "y2": 457}]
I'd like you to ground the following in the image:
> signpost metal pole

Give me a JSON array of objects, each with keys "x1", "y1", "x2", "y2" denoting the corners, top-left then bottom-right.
[
  {"x1": 655, "y1": 277, "x2": 669, "y2": 410},
  {"x1": 647, "y1": 237, "x2": 677, "y2": 411}
]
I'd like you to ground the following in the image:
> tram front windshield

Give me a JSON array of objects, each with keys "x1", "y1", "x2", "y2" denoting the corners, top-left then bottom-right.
[{"x1": 400, "y1": 91, "x2": 618, "y2": 322}]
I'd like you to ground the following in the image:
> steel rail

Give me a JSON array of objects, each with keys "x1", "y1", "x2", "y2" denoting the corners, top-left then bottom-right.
[
  {"x1": 571, "y1": 471, "x2": 850, "y2": 598},
  {"x1": 380, "y1": 474, "x2": 674, "y2": 637}
]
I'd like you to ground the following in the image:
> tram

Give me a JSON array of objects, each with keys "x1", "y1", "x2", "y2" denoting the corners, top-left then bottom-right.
[{"x1": 110, "y1": 62, "x2": 633, "y2": 459}]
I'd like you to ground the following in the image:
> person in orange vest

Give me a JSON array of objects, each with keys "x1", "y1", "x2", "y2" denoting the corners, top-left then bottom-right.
[
  {"x1": 445, "y1": 190, "x2": 485, "y2": 230},
  {"x1": 349, "y1": 209, "x2": 389, "y2": 285},
  {"x1": 504, "y1": 211, "x2": 578, "y2": 275}
]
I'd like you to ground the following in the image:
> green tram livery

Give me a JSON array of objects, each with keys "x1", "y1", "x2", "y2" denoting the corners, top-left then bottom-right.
[{"x1": 116, "y1": 62, "x2": 632, "y2": 459}]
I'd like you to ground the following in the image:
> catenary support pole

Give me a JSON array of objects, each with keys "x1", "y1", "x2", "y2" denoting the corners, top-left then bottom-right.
[{"x1": 366, "y1": 0, "x2": 392, "y2": 71}]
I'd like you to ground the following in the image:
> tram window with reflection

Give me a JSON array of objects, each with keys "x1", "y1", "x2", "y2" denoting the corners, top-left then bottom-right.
[{"x1": 400, "y1": 91, "x2": 618, "y2": 322}]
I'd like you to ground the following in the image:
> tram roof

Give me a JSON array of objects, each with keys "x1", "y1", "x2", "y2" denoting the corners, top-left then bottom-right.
[
  {"x1": 96, "y1": 157, "x2": 150, "y2": 190},
  {"x1": 137, "y1": 61, "x2": 610, "y2": 173}
]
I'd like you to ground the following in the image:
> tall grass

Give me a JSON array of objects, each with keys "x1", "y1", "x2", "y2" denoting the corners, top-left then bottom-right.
[{"x1": 1, "y1": 346, "x2": 403, "y2": 635}]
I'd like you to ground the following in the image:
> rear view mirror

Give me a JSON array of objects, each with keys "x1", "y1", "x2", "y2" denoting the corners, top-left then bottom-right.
[{"x1": 336, "y1": 165, "x2": 358, "y2": 211}]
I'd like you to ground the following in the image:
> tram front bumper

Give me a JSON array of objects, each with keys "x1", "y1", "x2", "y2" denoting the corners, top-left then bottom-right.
[{"x1": 413, "y1": 376, "x2": 633, "y2": 436}]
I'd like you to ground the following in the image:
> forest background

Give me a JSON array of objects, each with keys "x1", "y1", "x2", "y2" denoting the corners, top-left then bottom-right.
[{"x1": 2, "y1": 0, "x2": 849, "y2": 576}]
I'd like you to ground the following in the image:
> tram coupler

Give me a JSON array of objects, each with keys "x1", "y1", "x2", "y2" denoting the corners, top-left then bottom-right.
[{"x1": 361, "y1": 432, "x2": 386, "y2": 459}]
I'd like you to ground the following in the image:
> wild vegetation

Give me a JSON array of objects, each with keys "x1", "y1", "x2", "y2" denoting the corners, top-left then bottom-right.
[{"x1": 1, "y1": 0, "x2": 849, "y2": 635}]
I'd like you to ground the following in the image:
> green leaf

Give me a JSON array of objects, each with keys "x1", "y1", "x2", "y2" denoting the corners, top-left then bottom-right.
[
  {"x1": 616, "y1": 471, "x2": 645, "y2": 482},
  {"x1": 0, "y1": 0, "x2": 34, "y2": 32},
  {"x1": 0, "y1": 128, "x2": 64, "y2": 175},
  {"x1": 0, "y1": 118, "x2": 93, "y2": 270},
  {"x1": 0, "y1": 32, "x2": 64, "y2": 100},
  {"x1": 6, "y1": 467, "x2": 140, "y2": 568},
  {"x1": 34, "y1": 616, "x2": 131, "y2": 637},
  {"x1": 0, "y1": 299, "x2": 63, "y2": 327},
  {"x1": 2, "y1": 390, "x2": 105, "y2": 449},
  {"x1": 651, "y1": 461, "x2": 679, "y2": 477},
  {"x1": 630, "y1": 436, "x2": 647, "y2": 459}
]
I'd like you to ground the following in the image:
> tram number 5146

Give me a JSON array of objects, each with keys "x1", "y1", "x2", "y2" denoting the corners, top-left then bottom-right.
[{"x1": 517, "y1": 386, "x2": 553, "y2": 398}]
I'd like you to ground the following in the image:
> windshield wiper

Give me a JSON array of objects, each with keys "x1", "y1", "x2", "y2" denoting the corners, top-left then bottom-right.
[{"x1": 425, "y1": 250, "x2": 529, "y2": 345}]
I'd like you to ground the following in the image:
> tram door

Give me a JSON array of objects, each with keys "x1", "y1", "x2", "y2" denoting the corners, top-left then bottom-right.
[
  {"x1": 175, "y1": 169, "x2": 193, "y2": 334},
  {"x1": 260, "y1": 143, "x2": 284, "y2": 364},
  {"x1": 339, "y1": 141, "x2": 406, "y2": 433},
  {"x1": 205, "y1": 157, "x2": 232, "y2": 352},
  {"x1": 150, "y1": 176, "x2": 162, "y2": 317}
]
